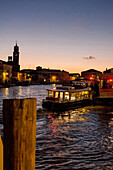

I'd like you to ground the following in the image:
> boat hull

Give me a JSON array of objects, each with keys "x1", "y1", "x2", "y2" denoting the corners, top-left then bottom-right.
[{"x1": 42, "y1": 99, "x2": 92, "y2": 112}]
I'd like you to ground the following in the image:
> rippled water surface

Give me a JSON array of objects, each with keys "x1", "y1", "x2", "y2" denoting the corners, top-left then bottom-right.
[{"x1": 0, "y1": 85, "x2": 113, "y2": 169}]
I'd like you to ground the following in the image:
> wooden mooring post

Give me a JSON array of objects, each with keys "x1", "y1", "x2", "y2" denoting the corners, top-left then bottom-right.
[
  {"x1": 3, "y1": 98, "x2": 37, "y2": 170},
  {"x1": 0, "y1": 135, "x2": 3, "y2": 170}
]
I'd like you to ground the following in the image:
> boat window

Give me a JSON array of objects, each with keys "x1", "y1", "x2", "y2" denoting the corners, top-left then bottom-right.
[
  {"x1": 48, "y1": 91, "x2": 54, "y2": 97},
  {"x1": 70, "y1": 93, "x2": 76, "y2": 101},
  {"x1": 84, "y1": 91, "x2": 89, "y2": 98},
  {"x1": 77, "y1": 92, "x2": 81, "y2": 99},
  {"x1": 82, "y1": 91, "x2": 84, "y2": 95},
  {"x1": 60, "y1": 92, "x2": 64, "y2": 101},
  {"x1": 85, "y1": 91, "x2": 88, "y2": 94},
  {"x1": 55, "y1": 91, "x2": 59, "y2": 98},
  {"x1": 64, "y1": 92, "x2": 69, "y2": 101},
  {"x1": 85, "y1": 94, "x2": 88, "y2": 98},
  {"x1": 79, "y1": 92, "x2": 82, "y2": 95}
]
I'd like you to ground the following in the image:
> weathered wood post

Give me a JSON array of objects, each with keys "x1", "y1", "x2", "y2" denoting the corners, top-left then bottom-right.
[
  {"x1": 0, "y1": 135, "x2": 3, "y2": 170},
  {"x1": 3, "y1": 98, "x2": 37, "y2": 170}
]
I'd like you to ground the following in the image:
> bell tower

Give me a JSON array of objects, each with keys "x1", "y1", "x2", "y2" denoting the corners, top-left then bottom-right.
[{"x1": 13, "y1": 42, "x2": 20, "y2": 71}]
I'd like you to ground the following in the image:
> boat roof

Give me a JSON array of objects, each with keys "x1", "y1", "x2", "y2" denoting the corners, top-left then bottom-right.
[
  {"x1": 46, "y1": 87, "x2": 90, "y2": 92},
  {"x1": 72, "y1": 81, "x2": 90, "y2": 84}
]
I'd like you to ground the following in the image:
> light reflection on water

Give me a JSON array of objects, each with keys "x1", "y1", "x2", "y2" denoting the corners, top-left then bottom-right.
[
  {"x1": 36, "y1": 107, "x2": 113, "y2": 169},
  {"x1": 0, "y1": 85, "x2": 113, "y2": 169},
  {"x1": 0, "y1": 85, "x2": 54, "y2": 112}
]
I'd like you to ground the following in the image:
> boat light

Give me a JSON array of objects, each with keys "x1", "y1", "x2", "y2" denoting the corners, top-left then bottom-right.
[{"x1": 52, "y1": 84, "x2": 56, "y2": 90}]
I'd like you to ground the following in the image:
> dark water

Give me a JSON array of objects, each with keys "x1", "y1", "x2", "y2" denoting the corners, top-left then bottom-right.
[{"x1": 0, "y1": 85, "x2": 113, "y2": 169}]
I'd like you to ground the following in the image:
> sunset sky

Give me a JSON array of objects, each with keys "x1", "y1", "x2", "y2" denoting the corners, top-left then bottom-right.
[{"x1": 0, "y1": 0, "x2": 113, "y2": 73}]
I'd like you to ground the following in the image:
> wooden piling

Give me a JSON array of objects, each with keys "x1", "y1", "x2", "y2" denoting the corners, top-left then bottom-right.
[
  {"x1": 0, "y1": 135, "x2": 3, "y2": 170},
  {"x1": 3, "y1": 98, "x2": 37, "y2": 170}
]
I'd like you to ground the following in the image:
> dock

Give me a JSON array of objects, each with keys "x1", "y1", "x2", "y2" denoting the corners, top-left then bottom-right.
[
  {"x1": 94, "y1": 89, "x2": 113, "y2": 106},
  {"x1": 94, "y1": 97, "x2": 113, "y2": 106}
]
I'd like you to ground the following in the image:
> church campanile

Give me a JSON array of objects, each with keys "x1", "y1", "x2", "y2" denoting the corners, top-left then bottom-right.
[{"x1": 13, "y1": 42, "x2": 20, "y2": 71}]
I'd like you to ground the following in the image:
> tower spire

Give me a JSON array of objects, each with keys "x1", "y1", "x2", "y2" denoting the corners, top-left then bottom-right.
[{"x1": 13, "y1": 42, "x2": 20, "y2": 71}]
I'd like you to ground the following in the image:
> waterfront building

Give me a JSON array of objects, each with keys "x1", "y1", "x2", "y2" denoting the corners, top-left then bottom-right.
[
  {"x1": 21, "y1": 66, "x2": 70, "y2": 84},
  {"x1": 0, "y1": 60, "x2": 12, "y2": 84},
  {"x1": 12, "y1": 42, "x2": 20, "y2": 72},
  {"x1": 103, "y1": 68, "x2": 113, "y2": 74},
  {"x1": 20, "y1": 69, "x2": 35, "y2": 84},
  {"x1": 69, "y1": 73, "x2": 80, "y2": 82},
  {"x1": 7, "y1": 43, "x2": 20, "y2": 72},
  {"x1": 7, "y1": 43, "x2": 28, "y2": 84},
  {"x1": 8, "y1": 56, "x2": 13, "y2": 65},
  {"x1": 0, "y1": 43, "x2": 27, "y2": 85},
  {"x1": 35, "y1": 66, "x2": 70, "y2": 84},
  {"x1": 81, "y1": 69, "x2": 102, "y2": 81},
  {"x1": 100, "y1": 68, "x2": 113, "y2": 97},
  {"x1": 12, "y1": 71, "x2": 27, "y2": 83}
]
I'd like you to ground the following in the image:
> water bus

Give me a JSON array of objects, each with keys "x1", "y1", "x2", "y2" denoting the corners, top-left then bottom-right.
[{"x1": 42, "y1": 85, "x2": 93, "y2": 111}]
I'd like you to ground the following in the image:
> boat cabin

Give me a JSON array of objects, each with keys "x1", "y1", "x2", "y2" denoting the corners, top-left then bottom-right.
[
  {"x1": 46, "y1": 86, "x2": 91, "y2": 102},
  {"x1": 72, "y1": 81, "x2": 91, "y2": 89}
]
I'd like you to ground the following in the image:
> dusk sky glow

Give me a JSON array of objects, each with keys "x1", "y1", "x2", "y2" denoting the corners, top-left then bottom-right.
[{"x1": 0, "y1": 0, "x2": 113, "y2": 73}]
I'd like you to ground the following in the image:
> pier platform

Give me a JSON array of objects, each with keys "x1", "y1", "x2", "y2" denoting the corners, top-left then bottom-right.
[{"x1": 94, "y1": 97, "x2": 113, "y2": 106}]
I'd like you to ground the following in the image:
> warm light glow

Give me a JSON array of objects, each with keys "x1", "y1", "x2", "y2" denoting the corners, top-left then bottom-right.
[
  {"x1": 64, "y1": 92, "x2": 69, "y2": 101},
  {"x1": 85, "y1": 91, "x2": 88, "y2": 94},
  {"x1": 51, "y1": 76, "x2": 56, "y2": 82},
  {"x1": 17, "y1": 72, "x2": 27, "y2": 81},
  {"x1": 109, "y1": 79, "x2": 113, "y2": 82},
  {"x1": 55, "y1": 91, "x2": 58, "y2": 98},
  {"x1": 5, "y1": 88, "x2": 9, "y2": 96},
  {"x1": 70, "y1": 76, "x2": 76, "y2": 81},
  {"x1": 3, "y1": 72, "x2": 7, "y2": 82},
  {"x1": 89, "y1": 77, "x2": 94, "y2": 80},
  {"x1": 28, "y1": 78, "x2": 31, "y2": 81},
  {"x1": 52, "y1": 84, "x2": 56, "y2": 90}
]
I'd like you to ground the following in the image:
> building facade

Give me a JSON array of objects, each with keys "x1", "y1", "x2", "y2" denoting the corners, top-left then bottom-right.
[
  {"x1": 81, "y1": 69, "x2": 102, "y2": 81},
  {"x1": 0, "y1": 60, "x2": 12, "y2": 84},
  {"x1": 69, "y1": 73, "x2": 80, "y2": 82},
  {"x1": 21, "y1": 67, "x2": 70, "y2": 84}
]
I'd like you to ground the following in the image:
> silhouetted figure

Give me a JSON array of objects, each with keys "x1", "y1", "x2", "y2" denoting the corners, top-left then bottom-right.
[{"x1": 93, "y1": 82, "x2": 99, "y2": 97}]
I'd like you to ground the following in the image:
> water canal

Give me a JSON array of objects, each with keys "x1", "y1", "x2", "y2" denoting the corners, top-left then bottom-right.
[{"x1": 0, "y1": 85, "x2": 113, "y2": 169}]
